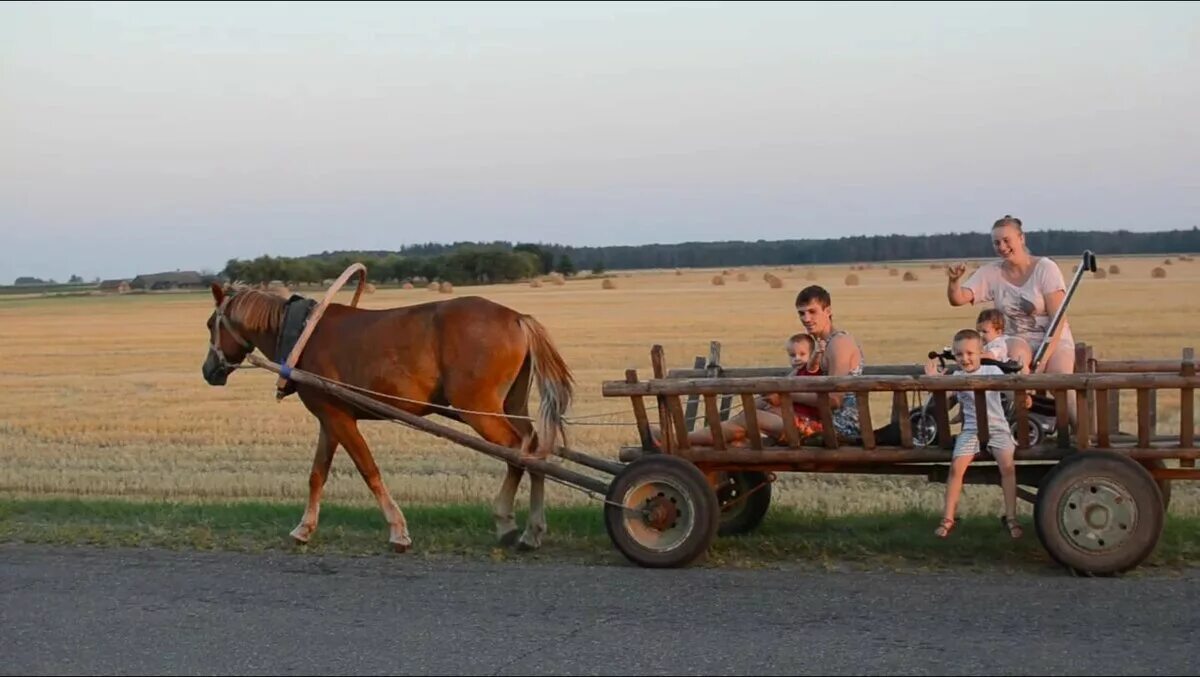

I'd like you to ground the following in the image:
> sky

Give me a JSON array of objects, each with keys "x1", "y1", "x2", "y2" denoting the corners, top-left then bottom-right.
[{"x1": 1, "y1": 1, "x2": 1198, "y2": 282}]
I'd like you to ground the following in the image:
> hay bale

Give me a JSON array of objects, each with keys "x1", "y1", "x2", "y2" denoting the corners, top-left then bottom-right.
[
  {"x1": 363, "y1": 282, "x2": 376, "y2": 294},
  {"x1": 601, "y1": 279, "x2": 617, "y2": 290},
  {"x1": 1151, "y1": 267, "x2": 1167, "y2": 279},
  {"x1": 711, "y1": 275, "x2": 725, "y2": 286},
  {"x1": 765, "y1": 274, "x2": 784, "y2": 289},
  {"x1": 1164, "y1": 258, "x2": 1173, "y2": 265},
  {"x1": 439, "y1": 281, "x2": 454, "y2": 293},
  {"x1": 675, "y1": 268, "x2": 683, "y2": 275},
  {"x1": 1093, "y1": 268, "x2": 1108, "y2": 279},
  {"x1": 804, "y1": 270, "x2": 817, "y2": 281},
  {"x1": 529, "y1": 279, "x2": 543, "y2": 288},
  {"x1": 888, "y1": 268, "x2": 899, "y2": 277},
  {"x1": 401, "y1": 282, "x2": 414, "y2": 290},
  {"x1": 548, "y1": 273, "x2": 566, "y2": 286},
  {"x1": 902, "y1": 271, "x2": 918, "y2": 282},
  {"x1": 844, "y1": 274, "x2": 860, "y2": 286},
  {"x1": 1108, "y1": 264, "x2": 1121, "y2": 275},
  {"x1": 736, "y1": 272, "x2": 748, "y2": 282},
  {"x1": 427, "y1": 282, "x2": 439, "y2": 291}
]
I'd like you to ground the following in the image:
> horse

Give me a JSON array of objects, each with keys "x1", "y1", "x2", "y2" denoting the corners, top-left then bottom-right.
[{"x1": 201, "y1": 282, "x2": 574, "y2": 552}]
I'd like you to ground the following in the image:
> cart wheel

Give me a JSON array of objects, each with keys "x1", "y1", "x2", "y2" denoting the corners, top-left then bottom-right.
[
  {"x1": 1034, "y1": 451, "x2": 1164, "y2": 576},
  {"x1": 910, "y1": 409, "x2": 938, "y2": 448},
  {"x1": 713, "y1": 471, "x2": 772, "y2": 537},
  {"x1": 1139, "y1": 459, "x2": 1172, "y2": 510},
  {"x1": 604, "y1": 455, "x2": 719, "y2": 568}
]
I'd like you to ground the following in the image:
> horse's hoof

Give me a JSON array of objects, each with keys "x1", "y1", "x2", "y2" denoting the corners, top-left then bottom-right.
[
  {"x1": 289, "y1": 528, "x2": 310, "y2": 546},
  {"x1": 498, "y1": 529, "x2": 520, "y2": 547},
  {"x1": 516, "y1": 539, "x2": 541, "y2": 552},
  {"x1": 391, "y1": 541, "x2": 411, "y2": 554}
]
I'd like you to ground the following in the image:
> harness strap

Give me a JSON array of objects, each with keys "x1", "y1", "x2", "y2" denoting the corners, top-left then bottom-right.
[{"x1": 274, "y1": 263, "x2": 368, "y2": 399}]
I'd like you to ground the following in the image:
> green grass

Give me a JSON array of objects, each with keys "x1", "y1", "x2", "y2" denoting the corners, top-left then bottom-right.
[{"x1": 2, "y1": 497, "x2": 1198, "y2": 573}]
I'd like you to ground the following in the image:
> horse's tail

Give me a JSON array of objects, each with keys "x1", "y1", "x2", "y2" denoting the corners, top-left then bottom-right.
[{"x1": 517, "y1": 314, "x2": 575, "y2": 457}]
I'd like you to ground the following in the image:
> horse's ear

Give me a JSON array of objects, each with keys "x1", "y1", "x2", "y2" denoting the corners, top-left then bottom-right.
[{"x1": 210, "y1": 282, "x2": 225, "y2": 306}]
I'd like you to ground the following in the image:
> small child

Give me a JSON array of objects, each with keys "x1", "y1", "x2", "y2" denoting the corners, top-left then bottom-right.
[
  {"x1": 976, "y1": 308, "x2": 1032, "y2": 373},
  {"x1": 925, "y1": 328, "x2": 1022, "y2": 540},
  {"x1": 652, "y1": 333, "x2": 823, "y2": 448}
]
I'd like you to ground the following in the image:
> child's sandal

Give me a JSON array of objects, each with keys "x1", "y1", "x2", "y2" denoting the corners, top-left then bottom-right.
[
  {"x1": 1001, "y1": 515, "x2": 1023, "y2": 539},
  {"x1": 934, "y1": 518, "x2": 955, "y2": 539}
]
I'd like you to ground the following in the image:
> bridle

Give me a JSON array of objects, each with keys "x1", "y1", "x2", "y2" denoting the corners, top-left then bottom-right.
[{"x1": 208, "y1": 294, "x2": 255, "y2": 372}]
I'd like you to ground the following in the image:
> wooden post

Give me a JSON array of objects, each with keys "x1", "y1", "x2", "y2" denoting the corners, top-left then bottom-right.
[
  {"x1": 683, "y1": 356, "x2": 706, "y2": 430},
  {"x1": 1137, "y1": 388, "x2": 1151, "y2": 449},
  {"x1": 1107, "y1": 385, "x2": 1122, "y2": 437},
  {"x1": 1096, "y1": 388, "x2": 1111, "y2": 448},
  {"x1": 703, "y1": 394, "x2": 726, "y2": 451},
  {"x1": 893, "y1": 391, "x2": 913, "y2": 449},
  {"x1": 1014, "y1": 389, "x2": 1030, "y2": 450},
  {"x1": 708, "y1": 341, "x2": 733, "y2": 423},
  {"x1": 651, "y1": 345, "x2": 673, "y2": 452},
  {"x1": 974, "y1": 390, "x2": 990, "y2": 448},
  {"x1": 667, "y1": 394, "x2": 690, "y2": 450},
  {"x1": 626, "y1": 369, "x2": 655, "y2": 451},
  {"x1": 818, "y1": 393, "x2": 838, "y2": 449},
  {"x1": 857, "y1": 392, "x2": 875, "y2": 449},
  {"x1": 741, "y1": 393, "x2": 763, "y2": 449},
  {"x1": 1054, "y1": 389, "x2": 1071, "y2": 449},
  {"x1": 780, "y1": 393, "x2": 801, "y2": 448},
  {"x1": 933, "y1": 391, "x2": 952, "y2": 450},
  {"x1": 1182, "y1": 348, "x2": 1195, "y2": 463},
  {"x1": 1148, "y1": 389, "x2": 1158, "y2": 438}
]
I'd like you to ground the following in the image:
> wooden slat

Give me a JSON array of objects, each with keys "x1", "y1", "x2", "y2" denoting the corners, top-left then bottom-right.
[
  {"x1": 818, "y1": 393, "x2": 838, "y2": 449},
  {"x1": 933, "y1": 391, "x2": 952, "y2": 449},
  {"x1": 1055, "y1": 389, "x2": 1070, "y2": 449},
  {"x1": 740, "y1": 393, "x2": 763, "y2": 450},
  {"x1": 703, "y1": 394, "x2": 726, "y2": 451},
  {"x1": 974, "y1": 390, "x2": 990, "y2": 448},
  {"x1": 1014, "y1": 389, "x2": 1030, "y2": 450},
  {"x1": 683, "y1": 356, "x2": 705, "y2": 430},
  {"x1": 1148, "y1": 389, "x2": 1158, "y2": 438},
  {"x1": 1108, "y1": 386, "x2": 1122, "y2": 436},
  {"x1": 1096, "y1": 388, "x2": 1111, "y2": 448},
  {"x1": 893, "y1": 391, "x2": 913, "y2": 449},
  {"x1": 601, "y1": 372, "x2": 1200, "y2": 397},
  {"x1": 666, "y1": 394, "x2": 690, "y2": 451},
  {"x1": 1182, "y1": 348, "x2": 1195, "y2": 451},
  {"x1": 650, "y1": 346, "x2": 673, "y2": 452},
  {"x1": 1138, "y1": 388, "x2": 1151, "y2": 448},
  {"x1": 856, "y1": 392, "x2": 875, "y2": 449},
  {"x1": 780, "y1": 393, "x2": 801, "y2": 448},
  {"x1": 626, "y1": 369, "x2": 655, "y2": 451},
  {"x1": 1078, "y1": 344, "x2": 1097, "y2": 442},
  {"x1": 1075, "y1": 388, "x2": 1090, "y2": 450}
]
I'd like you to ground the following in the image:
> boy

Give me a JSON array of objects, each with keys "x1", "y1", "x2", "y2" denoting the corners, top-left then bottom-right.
[{"x1": 925, "y1": 328, "x2": 1022, "y2": 540}]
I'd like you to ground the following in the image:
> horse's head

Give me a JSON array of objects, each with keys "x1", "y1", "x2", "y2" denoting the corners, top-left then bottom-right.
[{"x1": 202, "y1": 283, "x2": 255, "y2": 386}]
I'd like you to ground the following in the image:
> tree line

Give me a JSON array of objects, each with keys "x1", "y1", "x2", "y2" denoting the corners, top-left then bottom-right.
[{"x1": 222, "y1": 227, "x2": 1200, "y2": 285}]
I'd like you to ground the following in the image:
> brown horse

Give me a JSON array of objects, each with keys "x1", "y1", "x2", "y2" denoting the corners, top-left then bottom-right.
[{"x1": 201, "y1": 283, "x2": 574, "y2": 551}]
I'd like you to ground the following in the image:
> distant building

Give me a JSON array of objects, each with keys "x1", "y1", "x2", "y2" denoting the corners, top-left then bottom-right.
[
  {"x1": 13, "y1": 276, "x2": 47, "y2": 286},
  {"x1": 99, "y1": 279, "x2": 132, "y2": 294},
  {"x1": 130, "y1": 271, "x2": 206, "y2": 291}
]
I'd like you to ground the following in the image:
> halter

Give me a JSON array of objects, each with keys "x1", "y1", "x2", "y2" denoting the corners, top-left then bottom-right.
[{"x1": 208, "y1": 295, "x2": 255, "y2": 371}]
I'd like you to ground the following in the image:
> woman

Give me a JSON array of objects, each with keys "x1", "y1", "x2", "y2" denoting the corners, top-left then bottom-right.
[{"x1": 945, "y1": 215, "x2": 1076, "y2": 377}]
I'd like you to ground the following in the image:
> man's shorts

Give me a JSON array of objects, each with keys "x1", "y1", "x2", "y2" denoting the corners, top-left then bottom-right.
[{"x1": 953, "y1": 427, "x2": 1016, "y2": 459}]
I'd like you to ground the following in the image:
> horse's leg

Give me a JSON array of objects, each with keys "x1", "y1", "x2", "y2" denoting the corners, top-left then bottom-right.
[
  {"x1": 455, "y1": 403, "x2": 543, "y2": 548},
  {"x1": 501, "y1": 362, "x2": 547, "y2": 551},
  {"x1": 494, "y1": 464, "x2": 524, "y2": 546},
  {"x1": 290, "y1": 423, "x2": 337, "y2": 545},
  {"x1": 326, "y1": 413, "x2": 411, "y2": 552}
]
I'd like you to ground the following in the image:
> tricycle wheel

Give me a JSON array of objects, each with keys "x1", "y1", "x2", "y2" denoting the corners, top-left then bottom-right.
[
  {"x1": 604, "y1": 455, "x2": 719, "y2": 568},
  {"x1": 713, "y1": 471, "x2": 772, "y2": 537},
  {"x1": 1034, "y1": 451, "x2": 1164, "y2": 576}
]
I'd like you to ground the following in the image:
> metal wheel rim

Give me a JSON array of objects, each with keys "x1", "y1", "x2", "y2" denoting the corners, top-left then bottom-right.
[
  {"x1": 619, "y1": 475, "x2": 696, "y2": 553},
  {"x1": 715, "y1": 473, "x2": 747, "y2": 514},
  {"x1": 912, "y1": 412, "x2": 937, "y2": 447},
  {"x1": 1057, "y1": 476, "x2": 1138, "y2": 553}
]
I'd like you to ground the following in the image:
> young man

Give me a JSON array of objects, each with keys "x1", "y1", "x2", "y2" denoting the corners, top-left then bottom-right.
[{"x1": 793, "y1": 285, "x2": 866, "y2": 442}]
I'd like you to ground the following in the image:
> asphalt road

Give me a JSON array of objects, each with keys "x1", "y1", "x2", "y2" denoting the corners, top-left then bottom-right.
[{"x1": 1, "y1": 544, "x2": 1194, "y2": 676}]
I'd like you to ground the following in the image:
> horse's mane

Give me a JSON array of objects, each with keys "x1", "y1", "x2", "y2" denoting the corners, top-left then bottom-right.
[{"x1": 226, "y1": 284, "x2": 285, "y2": 335}]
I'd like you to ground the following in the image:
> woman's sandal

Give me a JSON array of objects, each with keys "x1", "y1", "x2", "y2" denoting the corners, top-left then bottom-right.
[
  {"x1": 934, "y1": 517, "x2": 956, "y2": 539},
  {"x1": 1001, "y1": 515, "x2": 1024, "y2": 539}
]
